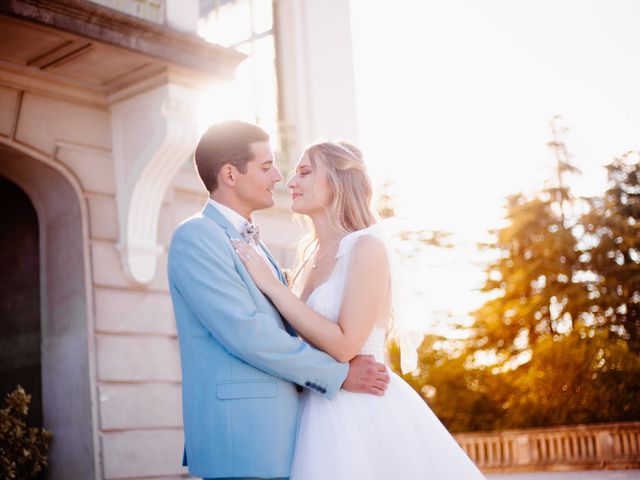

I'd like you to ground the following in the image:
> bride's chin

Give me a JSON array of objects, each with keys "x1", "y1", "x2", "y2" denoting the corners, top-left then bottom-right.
[{"x1": 290, "y1": 202, "x2": 304, "y2": 214}]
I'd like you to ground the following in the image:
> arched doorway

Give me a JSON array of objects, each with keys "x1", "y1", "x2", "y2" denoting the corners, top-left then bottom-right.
[
  {"x1": 0, "y1": 176, "x2": 42, "y2": 427},
  {"x1": 0, "y1": 142, "x2": 97, "y2": 479}
]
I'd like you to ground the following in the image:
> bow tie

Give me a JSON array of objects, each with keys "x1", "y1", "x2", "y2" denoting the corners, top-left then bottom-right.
[{"x1": 240, "y1": 222, "x2": 260, "y2": 245}]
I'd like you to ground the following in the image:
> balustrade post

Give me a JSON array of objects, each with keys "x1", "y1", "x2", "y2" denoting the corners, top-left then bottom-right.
[
  {"x1": 597, "y1": 430, "x2": 614, "y2": 465},
  {"x1": 514, "y1": 433, "x2": 532, "y2": 467}
]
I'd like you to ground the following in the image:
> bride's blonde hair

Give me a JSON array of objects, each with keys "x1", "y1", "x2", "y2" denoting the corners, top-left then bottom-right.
[{"x1": 290, "y1": 140, "x2": 377, "y2": 287}]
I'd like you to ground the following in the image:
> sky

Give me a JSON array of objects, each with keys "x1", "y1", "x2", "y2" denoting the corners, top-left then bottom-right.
[{"x1": 348, "y1": 0, "x2": 640, "y2": 330}]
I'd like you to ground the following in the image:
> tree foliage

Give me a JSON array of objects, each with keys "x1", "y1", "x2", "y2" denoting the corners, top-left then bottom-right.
[
  {"x1": 0, "y1": 386, "x2": 52, "y2": 479},
  {"x1": 393, "y1": 124, "x2": 640, "y2": 432},
  {"x1": 581, "y1": 151, "x2": 640, "y2": 351}
]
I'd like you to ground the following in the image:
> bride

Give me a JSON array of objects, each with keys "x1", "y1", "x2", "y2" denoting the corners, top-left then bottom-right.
[{"x1": 233, "y1": 141, "x2": 485, "y2": 479}]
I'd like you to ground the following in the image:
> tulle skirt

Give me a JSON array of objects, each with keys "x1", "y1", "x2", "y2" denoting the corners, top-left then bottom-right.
[{"x1": 290, "y1": 371, "x2": 486, "y2": 480}]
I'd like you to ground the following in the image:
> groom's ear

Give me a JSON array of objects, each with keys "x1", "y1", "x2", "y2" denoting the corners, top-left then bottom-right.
[{"x1": 219, "y1": 164, "x2": 236, "y2": 187}]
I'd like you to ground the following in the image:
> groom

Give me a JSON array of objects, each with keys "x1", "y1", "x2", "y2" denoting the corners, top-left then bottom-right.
[{"x1": 168, "y1": 120, "x2": 390, "y2": 480}]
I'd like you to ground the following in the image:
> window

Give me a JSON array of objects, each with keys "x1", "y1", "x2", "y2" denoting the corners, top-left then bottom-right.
[
  {"x1": 198, "y1": 0, "x2": 280, "y2": 152},
  {"x1": 87, "y1": 0, "x2": 164, "y2": 23}
]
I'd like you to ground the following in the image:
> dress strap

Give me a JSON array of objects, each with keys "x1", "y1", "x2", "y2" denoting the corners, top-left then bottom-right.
[
  {"x1": 335, "y1": 223, "x2": 391, "y2": 260},
  {"x1": 333, "y1": 221, "x2": 421, "y2": 374}
]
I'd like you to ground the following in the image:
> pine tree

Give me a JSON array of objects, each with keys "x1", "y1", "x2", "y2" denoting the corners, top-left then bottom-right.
[
  {"x1": 580, "y1": 151, "x2": 640, "y2": 351},
  {"x1": 471, "y1": 117, "x2": 586, "y2": 364},
  {"x1": 393, "y1": 121, "x2": 640, "y2": 431}
]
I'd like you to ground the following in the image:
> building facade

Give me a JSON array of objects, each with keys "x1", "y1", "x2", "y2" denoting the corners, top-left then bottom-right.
[{"x1": 0, "y1": 0, "x2": 358, "y2": 478}]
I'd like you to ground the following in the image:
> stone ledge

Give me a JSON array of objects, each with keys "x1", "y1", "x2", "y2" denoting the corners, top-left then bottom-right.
[{"x1": 0, "y1": 0, "x2": 245, "y2": 78}]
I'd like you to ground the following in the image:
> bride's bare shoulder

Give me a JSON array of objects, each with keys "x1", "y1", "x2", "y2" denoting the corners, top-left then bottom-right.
[{"x1": 350, "y1": 235, "x2": 389, "y2": 271}]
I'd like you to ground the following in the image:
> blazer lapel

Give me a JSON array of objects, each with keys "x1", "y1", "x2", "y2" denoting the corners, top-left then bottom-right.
[
  {"x1": 202, "y1": 202, "x2": 240, "y2": 240},
  {"x1": 258, "y1": 242, "x2": 298, "y2": 337},
  {"x1": 202, "y1": 203, "x2": 284, "y2": 285},
  {"x1": 259, "y1": 241, "x2": 287, "y2": 286},
  {"x1": 202, "y1": 202, "x2": 297, "y2": 336}
]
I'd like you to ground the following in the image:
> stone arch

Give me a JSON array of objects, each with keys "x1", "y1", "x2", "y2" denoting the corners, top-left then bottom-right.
[
  {"x1": 0, "y1": 141, "x2": 97, "y2": 479},
  {"x1": 0, "y1": 175, "x2": 42, "y2": 425}
]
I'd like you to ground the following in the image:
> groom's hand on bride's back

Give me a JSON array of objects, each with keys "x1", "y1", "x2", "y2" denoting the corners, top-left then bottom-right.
[{"x1": 342, "y1": 355, "x2": 390, "y2": 396}]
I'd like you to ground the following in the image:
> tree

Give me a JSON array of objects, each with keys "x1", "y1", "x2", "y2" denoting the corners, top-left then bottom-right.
[
  {"x1": 504, "y1": 330, "x2": 640, "y2": 427},
  {"x1": 580, "y1": 152, "x2": 640, "y2": 351},
  {"x1": 471, "y1": 119, "x2": 586, "y2": 365},
  {"x1": 0, "y1": 386, "x2": 52, "y2": 479},
  {"x1": 397, "y1": 120, "x2": 640, "y2": 432}
]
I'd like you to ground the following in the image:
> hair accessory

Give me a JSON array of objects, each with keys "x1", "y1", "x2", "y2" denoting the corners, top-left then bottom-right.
[{"x1": 332, "y1": 142, "x2": 356, "y2": 158}]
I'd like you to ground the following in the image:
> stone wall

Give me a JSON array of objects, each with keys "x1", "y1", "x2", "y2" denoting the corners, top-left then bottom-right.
[
  {"x1": 1, "y1": 81, "x2": 186, "y2": 478},
  {"x1": 95, "y1": 163, "x2": 202, "y2": 478},
  {"x1": 1, "y1": 78, "x2": 308, "y2": 478}
]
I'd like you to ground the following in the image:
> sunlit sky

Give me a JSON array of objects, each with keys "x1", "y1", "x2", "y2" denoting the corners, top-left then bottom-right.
[
  {"x1": 349, "y1": 0, "x2": 640, "y2": 329},
  {"x1": 198, "y1": 1, "x2": 640, "y2": 333}
]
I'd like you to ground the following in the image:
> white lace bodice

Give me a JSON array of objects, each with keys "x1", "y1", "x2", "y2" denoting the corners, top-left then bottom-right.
[{"x1": 304, "y1": 229, "x2": 388, "y2": 364}]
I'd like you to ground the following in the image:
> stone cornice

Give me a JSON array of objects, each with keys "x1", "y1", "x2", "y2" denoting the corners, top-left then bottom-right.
[{"x1": 0, "y1": 0, "x2": 246, "y2": 79}]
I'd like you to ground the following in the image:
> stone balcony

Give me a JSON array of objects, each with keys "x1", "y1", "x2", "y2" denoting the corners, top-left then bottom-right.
[{"x1": 454, "y1": 422, "x2": 640, "y2": 473}]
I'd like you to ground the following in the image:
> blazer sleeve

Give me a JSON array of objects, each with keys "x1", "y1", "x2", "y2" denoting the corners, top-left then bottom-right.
[{"x1": 168, "y1": 221, "x2": 348, "y2": 399}]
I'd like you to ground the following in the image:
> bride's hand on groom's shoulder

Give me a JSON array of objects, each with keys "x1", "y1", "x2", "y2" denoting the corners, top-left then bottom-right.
[{"x1": 342, "y1": 354, "x2": 390, "y2": 396}]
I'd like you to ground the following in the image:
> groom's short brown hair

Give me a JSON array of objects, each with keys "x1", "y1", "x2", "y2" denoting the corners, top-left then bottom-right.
[{"x1": 195, "y1": 120, "x2": 269, "y2": 193}]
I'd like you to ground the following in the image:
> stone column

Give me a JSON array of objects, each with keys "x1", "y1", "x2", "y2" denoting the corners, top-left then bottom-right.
[{"x1": 275, "y1": 0, "x2": 359, "y2": 164}]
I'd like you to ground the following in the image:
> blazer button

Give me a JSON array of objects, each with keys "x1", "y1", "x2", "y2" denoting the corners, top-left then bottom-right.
[
  {"x1": 305, "y1": 381, "x2": 311, "y2": 387},
  {"x1": 321, "y1": 388, "x2": 326, "y2": 394}
]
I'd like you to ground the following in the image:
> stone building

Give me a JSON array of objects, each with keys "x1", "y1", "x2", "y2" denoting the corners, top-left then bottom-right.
[{"x1": 0, "y1": 0, "x2": 358, "y2": 478}]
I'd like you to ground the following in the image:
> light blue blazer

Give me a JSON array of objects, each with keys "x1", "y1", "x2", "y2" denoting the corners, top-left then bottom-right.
[{"x1": 167, "y1": 203, "x2": 348, "y2": 479}]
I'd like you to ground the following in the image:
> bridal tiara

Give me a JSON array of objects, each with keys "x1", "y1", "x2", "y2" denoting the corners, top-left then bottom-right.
[{"x1": 332, "y1": 141, "x2": 356, "y2": 158}]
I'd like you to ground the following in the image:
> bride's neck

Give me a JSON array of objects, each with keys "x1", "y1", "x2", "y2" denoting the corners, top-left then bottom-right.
[{"x1": 311, "y1": 213, "x2": 343, "y2": 249}]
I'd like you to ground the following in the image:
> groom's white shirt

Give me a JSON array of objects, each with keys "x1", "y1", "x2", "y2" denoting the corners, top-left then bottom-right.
[{"x1": 207, "y1": 198, "x2": 278, "y2": 277}]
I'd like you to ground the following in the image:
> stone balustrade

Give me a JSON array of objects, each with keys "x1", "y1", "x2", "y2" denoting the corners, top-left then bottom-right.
[{"x1": 454, "y1": 422, "x2": 640, "y2": 472}]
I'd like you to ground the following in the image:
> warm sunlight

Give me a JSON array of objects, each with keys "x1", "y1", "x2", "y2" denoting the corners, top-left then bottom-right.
[
  {"x1": 197, "y1": 0, "x2": 279, "y2": 141},
  {"x1": 6, "y1": 2, "x2": 638, "y2": 476},
  {"x1": 350, "y1": 0, "x2": 640, "y2": 329},
  {"x1": 196, "y1": 0, "x2": 640, "y2": 334}
]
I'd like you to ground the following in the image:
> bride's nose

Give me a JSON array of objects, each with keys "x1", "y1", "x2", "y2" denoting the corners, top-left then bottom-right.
[{"x1": 286, "y1": 174, "x2": 297, "y2": 190}]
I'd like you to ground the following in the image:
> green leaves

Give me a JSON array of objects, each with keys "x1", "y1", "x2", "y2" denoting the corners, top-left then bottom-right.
[{"x1": 0, "y1": 386, "x2": 52, "y2": 480}]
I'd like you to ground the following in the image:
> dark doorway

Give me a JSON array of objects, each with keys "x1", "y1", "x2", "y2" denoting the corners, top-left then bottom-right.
[{"x1": 0, "y1": 176, "x2": 42, "y2": 427}]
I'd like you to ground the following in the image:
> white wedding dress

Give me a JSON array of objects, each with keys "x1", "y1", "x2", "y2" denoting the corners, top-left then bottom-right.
[{"x1": 290, "y1": 227, "x2": 486, "y2": 480}]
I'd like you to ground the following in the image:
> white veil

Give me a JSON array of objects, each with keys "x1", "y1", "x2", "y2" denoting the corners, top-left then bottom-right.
[{"x1": 336, "y1": 220, "x2": 423, "y2": 374}]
